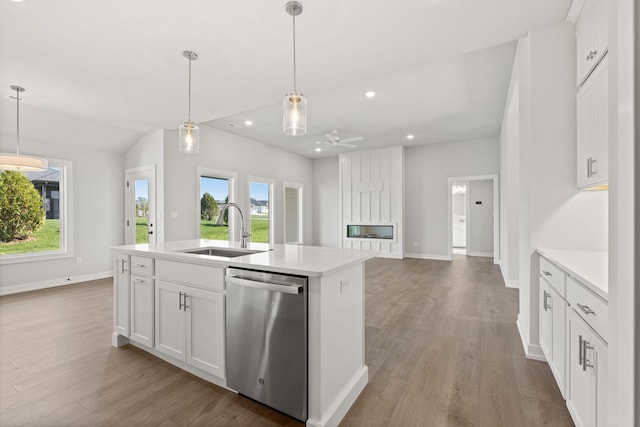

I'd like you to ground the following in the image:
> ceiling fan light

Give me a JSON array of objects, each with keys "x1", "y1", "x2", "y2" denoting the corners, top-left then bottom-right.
[
  {"x1": 0, "y1": 154, "x2": 48, "y2": 171},
  {"x1": 179, "y1": 121, "x2": 199, "y2": 154},
  {"x1": 283, "y1": 91, "x2": 307, "y2": 136}
]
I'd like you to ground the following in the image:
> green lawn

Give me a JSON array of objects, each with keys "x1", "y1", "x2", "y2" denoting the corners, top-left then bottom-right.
[
  {"x1": 136, "y1": 216, "x2": 149, "y2": 243},
  {"x1": 0, "y1": 219, "x2": 60, "y2": 255},
  {"x1": 200, "y1": 217, "x2": 269, "y2": 243}
]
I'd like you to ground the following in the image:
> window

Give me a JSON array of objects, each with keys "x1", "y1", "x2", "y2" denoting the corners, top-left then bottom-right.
[
  {"x1": 284, "y1": 182, "x2": 303, "y2": 244},
  {"x1": 249, "y1": 178, "x2": 274, "y2": 244},
  {"x1": 197, "y1": 168, "x2": 236, "y2": 241},
  {"x1": 0, "y1": 159, "x2": 73, "y2": 264}
]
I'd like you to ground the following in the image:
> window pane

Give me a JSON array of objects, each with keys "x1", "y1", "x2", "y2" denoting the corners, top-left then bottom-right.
[
  {"x1": 134, "y1": 179, "x2": 149, "y2": 244},
  {"x1": 0, "y1": 167, "x2": 62, "y2": 255},
  {"x1": 200, "y1": 176, "x2": 229, "y2": 240},
  {"x1": 250, "y1": 182, "x2": 270, "y2": 243}
]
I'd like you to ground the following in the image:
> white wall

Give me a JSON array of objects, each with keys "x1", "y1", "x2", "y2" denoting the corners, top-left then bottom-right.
[
  {"x1": 502, "y1": 21, "x2": 609, "y2": 359},
  {"x1": 468, "y1": 180, "x2": 494, "y2": 256},
  {"x1": 0, "y1": 137, "x2": 123, "y2": 294},
  {"x1": 500, "y1": 80, "x2": 521, "y2": 288},
  {"x1": 607, "y1": 0, "x2": 636, "y2": 423},
  {"x1": 162, "y1": 126, "x2": 313, "y2": 245},
  {"x1": 312, "y1": 156, "x2": 340, "y2": 247},
  {"x1": 404, "y1": 138, "x2": 499, "y2": 260}
]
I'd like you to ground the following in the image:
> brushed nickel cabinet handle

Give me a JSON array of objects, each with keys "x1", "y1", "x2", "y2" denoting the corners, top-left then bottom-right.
[
  {"x1": 543, "y1": 291, "x2": 551, "y2": 311},
  {"x1": 121, "y1": 259, "x2": 127, "y2": 273},
  {"x1": 179, "y1": 291, "x2": 184, "y2": 310},
  {"x1": 578, "y1": 335, "x2": 583, "y2": 367},
  {"x1": 133, "y1": 278, "x2": 145, "y2": 284},
  {"x1": 133, "y1": 263, "x2": 145, "y2": 268},
  {"x1": 542, "y1": 271, "x2": 552, "y2": 277},
  {"x1": 583, "y1": 341, "x2": 594, "y2": 371},
  {"x1": 577, "y1": 303, "x2": 596, "y2": 315}
]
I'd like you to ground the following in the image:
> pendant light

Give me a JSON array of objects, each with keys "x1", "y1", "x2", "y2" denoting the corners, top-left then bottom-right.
[
  {"x1": 179, "y1": 50, "x2": 199, "y2": 154},
  {"x1": 0, "y1": 86, "x2": 48, "y2": 171},
  {"x1": 283, "y1": 1, "x2": 307, "y2": 136}
]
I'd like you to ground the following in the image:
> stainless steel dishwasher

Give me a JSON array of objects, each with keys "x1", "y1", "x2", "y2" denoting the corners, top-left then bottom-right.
[{"x1": 225, "y1": 267, "x2": 308, "y2": 422}]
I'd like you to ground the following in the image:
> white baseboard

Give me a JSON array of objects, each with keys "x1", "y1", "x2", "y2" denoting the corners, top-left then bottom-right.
[
  {"x1": 467, "y1": 251, "x2": 493, "y2": 258},
  {"x1": 516, "y1": 318, "x2": 546, "y2": 361},
  {"x1": 0, "y1": 271, "x2": 113, "y2": 296},
  {"x1": 404, "y1": 252, "x2": 451, "y2": 261},
  {"x1": 307, "y1": 366, "x2": 368, "y2": 427},
  {"x1": 500, "y1": 263, "x2": 519, "y2": 288}
]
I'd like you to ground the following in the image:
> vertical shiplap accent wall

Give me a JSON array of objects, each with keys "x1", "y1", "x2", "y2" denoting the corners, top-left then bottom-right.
[{"x1": 340, "y1": 146, "x2": 404, "y2": 258}]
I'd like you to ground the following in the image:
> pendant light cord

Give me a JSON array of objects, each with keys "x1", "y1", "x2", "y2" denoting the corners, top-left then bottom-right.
[
  {"x1": 292, "y1": 14, "x2": 297, "y2": 94},
  {"x1": 187, "y1": 56, "x2": 192, "y2": 123},
  {"x1": 15, "y1": 88, "x2": 21, "y2": 156}
]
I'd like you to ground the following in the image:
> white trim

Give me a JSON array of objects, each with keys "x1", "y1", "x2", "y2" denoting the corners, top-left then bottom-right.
[
  {"x1": 516, "y1": 318, "x2": 546, "y2": 361},
  {"x1": 125, "y1": 164, "x2": 156, "y2": 245},
  {"x1": 404, "y1": 252, "x2": 452, "y2": 261},
  {"x1": 196, "y1": 167, "x2": 237, "y2": 240},
  {"x1": 0, "y1": 158, "x2": 73, "y2": 265},
  {"x1": 565, "y1": 0, "x2": 586, "y2": 24},
  {"x1": 500, "y1": 264, "x2": 519, "y2": 288},
  {"x1": 248, "y1": 175, "x2": 275, "y2": 245},
  {"x1": 467, "y1": 251, "x2": 494, "y2": 258},
  {"x1": 306, "y1": 366, "x2": 368, "y2": 427},
  {"x1": 0, "y1": 270, "x2": 112, "y2": 296},
  {"x1": 283, "y1": 181, "x2": 304, "y2": 244}
]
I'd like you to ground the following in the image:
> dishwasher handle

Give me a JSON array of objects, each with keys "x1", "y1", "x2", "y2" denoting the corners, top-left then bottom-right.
[{"x1": 226, "y1": 276, "x2": 302, "y2": 295}]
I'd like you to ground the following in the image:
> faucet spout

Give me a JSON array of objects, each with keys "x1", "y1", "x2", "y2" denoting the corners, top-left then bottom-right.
[{"x1": 216, "y1": 202, "x2": 251, "y2": 248}]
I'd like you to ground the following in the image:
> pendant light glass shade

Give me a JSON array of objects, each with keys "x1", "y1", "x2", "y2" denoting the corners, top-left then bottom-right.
[
  {"x1": 0, "y1": 86, "x2": 48, "y2": 172},
  {"x1": 179, "y1": 50, "x2": 199, "y2": 154},
  {"x1": 283, "y1": 91, "x2": 307, "y2": 136},
  {"x1": 283, "y1": 1, "x2": 307, "y2": 136},
  {"x1": 179, "y1": 121, "x2": 199, "y2": 154}
]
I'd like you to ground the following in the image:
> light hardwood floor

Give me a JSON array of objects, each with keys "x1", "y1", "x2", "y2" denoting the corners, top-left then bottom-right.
[{"x1": 0, "y1": 256, "x2": 573, "y2": 426}]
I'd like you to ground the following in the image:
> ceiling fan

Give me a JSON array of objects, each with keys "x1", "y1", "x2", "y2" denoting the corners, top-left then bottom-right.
[{"x1": 315, "y1": 130, "x2": 363, "y2": 148}]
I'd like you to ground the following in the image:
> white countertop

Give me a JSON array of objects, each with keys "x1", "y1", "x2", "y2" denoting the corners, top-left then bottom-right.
[
  {"x1": 537, "y1": 248, "x2": 608, "y2": 300},
  {"x1": 112, "y1": 239, "x2": 378, "y2": 277}
]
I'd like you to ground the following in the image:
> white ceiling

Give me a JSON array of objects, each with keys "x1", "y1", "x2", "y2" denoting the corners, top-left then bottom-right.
[{"x1": 0, "y1": 0, "x2": 571, "y2": 157}]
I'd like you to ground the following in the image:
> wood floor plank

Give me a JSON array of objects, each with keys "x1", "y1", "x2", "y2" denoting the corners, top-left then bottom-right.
[{"x1": 0, "y1": 258, "x2": 572, "y2": 426}]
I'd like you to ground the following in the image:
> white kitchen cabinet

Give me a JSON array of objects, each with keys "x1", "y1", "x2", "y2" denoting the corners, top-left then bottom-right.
[
  {"x1": 155, "y1": 280, "x2": 225, "y2": 378},
  {"x1": 539, "y1": 263, "x2": 568, "y2": 398},
  {"x1": 567, "y1": 308, "x2": 608, "y2": 427},
  {"x1": 113, "y1": 252, "x2": 130, "y2": 337},
  {"x1": 577, "y1": 54, "x2": 608, "y2": 189},
  {"x1": 130, "y1": 275, "x2": 154, "y2": 347},
  {"x1": 539, "y1": 280, "x2": 568, "y2": 397},
  {"x1": 576, "y1": 0, "x2": 608, "y2": 85}
]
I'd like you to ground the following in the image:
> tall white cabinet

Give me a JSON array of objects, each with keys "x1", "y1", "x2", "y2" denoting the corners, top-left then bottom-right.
[{"x1": 574, "y1": 0, "x2": 609, "y2": 190}]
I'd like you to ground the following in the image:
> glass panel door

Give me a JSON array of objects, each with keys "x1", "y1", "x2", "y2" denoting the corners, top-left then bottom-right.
[{"x1": 125, "y1": 166, "x2": 155, "y2": 245}]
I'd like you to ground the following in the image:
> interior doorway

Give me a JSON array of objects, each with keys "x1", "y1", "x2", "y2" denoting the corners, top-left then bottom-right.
[
  {"x1": 447, "y1": 175, "x2": 499, "y2": 263},
  {"x1": 451, "y1": 182, "x2": 468, "y2": 255}
]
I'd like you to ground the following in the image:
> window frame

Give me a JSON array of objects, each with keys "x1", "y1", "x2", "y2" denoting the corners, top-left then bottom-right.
[
  {"x1": 283, "y1": 181, "x2": 303, "y2": 244},
  {"x1": 0, "y1": 158, "x2": 74, "y2": 265},
  {"x1": 248, "y1": 176, "x2": 275, "y2": 245},
  {"x1": 196, "y1": 167, "x2": 237, "y2": 240}
]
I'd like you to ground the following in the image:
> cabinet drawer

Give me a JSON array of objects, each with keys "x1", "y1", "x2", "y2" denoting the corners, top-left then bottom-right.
[
  {"x1": 131, "y1": 256, "x2": 154, "y2": 276},
  {"x1": 156, "y1": 259, "x2": 224, "y2": 292},
  {"x1": 540, "y1": 257, "x2": 566, "y2": 298},
  {"x1": 567, "y1": 276, "x2": 608, "y2": 342}
]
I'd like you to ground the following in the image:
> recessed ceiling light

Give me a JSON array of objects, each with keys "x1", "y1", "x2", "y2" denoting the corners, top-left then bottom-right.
[
  {"x1": 315, "y1": 147, "x2": 322, "y2": 152},
  {"x1": 365, "y1": 91, "x2": 376, "y2": 98},
  {"x1": 406, "y1": 134, "x2": 415, "y2": 140},
  {"x1": 244, "y1": 120, "x2": 253, "y2": 126},
  {"x1": 10, "y1": 0, "x2": 24, "y2": 3}
]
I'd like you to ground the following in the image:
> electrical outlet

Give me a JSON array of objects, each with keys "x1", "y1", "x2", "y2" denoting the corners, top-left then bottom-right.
[
  {"x1": 76, "y1": 257, "x2": 82, "y2": 265},
  {"x1": 340, "y1": 280, "x2": 350, "y2": 293},
  {"x1": 170, "y1": 211, "x2": 178, "y2": 219}
]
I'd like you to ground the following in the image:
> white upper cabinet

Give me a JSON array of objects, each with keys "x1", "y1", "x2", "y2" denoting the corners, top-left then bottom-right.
[
  {"x1": 577, "y1": 54, "x2": 608, "y2": 189},
  {"x1": 575, "y1": 0, "x2": 608, "y2": 85}
]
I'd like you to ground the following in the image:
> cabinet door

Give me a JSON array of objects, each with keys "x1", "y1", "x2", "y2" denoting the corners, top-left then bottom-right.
[
  {"x1": 577, "y1": 73, "x2": 598, "y2": 188},
  {"x1": 155, "y1": 280, "x2": 186, "y2": 361},
  {"x1": 539, "y1": 279, "x2": 553, "y2": 362},
  {"x1": 114, "y1": 254, "x2": 130, "y2": 337},
  {"x1": 186, "y1": 287, "x2": 225, "y2": 378},
  {"x1": 594, "y1": 56, "x2": 608, "y2": 183},
  {"x1": 130, "y1": 275, "x2": 154, "y2": 347},
  {"x1": 594, "y1": 337, "x2": 608, "y2": 426},
  {"x1": 551, "y1": 288, "x2": 567, "y2": 398},
  {"x1": 576, "y1": 0, "x2": 598, "y2": 83},
  {"x1": 567, "y1": 309, "x2": 595, "y2": 427}
]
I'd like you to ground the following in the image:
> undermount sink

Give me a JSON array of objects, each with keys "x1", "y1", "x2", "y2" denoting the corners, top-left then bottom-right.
[{"x1": 180, "y1": 247, "x2": 265, "y2": 258}]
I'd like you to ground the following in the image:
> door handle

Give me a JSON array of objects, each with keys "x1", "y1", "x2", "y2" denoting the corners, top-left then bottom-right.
[{"x1": 148, "y1": 231, "x2": 154, "y2": 235}]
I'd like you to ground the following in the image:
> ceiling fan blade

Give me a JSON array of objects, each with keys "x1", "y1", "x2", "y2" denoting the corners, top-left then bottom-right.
[
  {"x1": 340, "y1": 143, "x2": 358, "y2": 148},
  {"x1": 339, "y1": 136, "x2": 363, "y2": 144},
  {"x1": 324, "y1": 133, "x2": 338, "y2": 143}
]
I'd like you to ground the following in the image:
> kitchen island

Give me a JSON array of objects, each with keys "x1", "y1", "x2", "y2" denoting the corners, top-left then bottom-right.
[{"x1": 112, "y1": 239, "x2": 376, "y2": 427}]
